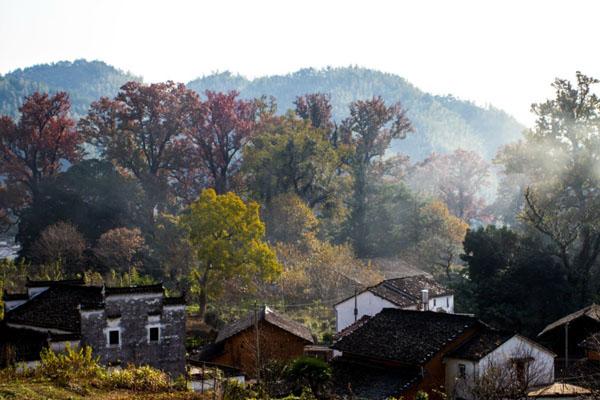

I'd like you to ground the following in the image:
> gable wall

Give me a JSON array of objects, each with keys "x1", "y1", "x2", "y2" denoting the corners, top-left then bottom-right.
[
  {"x1": 335, "y1": 291, "x2": 398, "y2": 332},
  {"x1": 445, "y1": 335, "x2": 555, "y2": 400},
  {"x1": 212, "y1": 320, "x2": 310, "y2": 377},
  {"x1": 410, "y1": 326, "x2": 479, "y2": 400},
  {"x1": 429, "y1": 295, "x2": 454, "y2": 313},
  {"x1": 479, "y1": 336, "x2": 554, "y2": 385}
]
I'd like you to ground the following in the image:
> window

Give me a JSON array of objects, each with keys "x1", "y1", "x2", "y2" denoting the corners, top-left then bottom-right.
[
  {"x1": 447, "y1": 297, "x2": 450, "y2": 307},
  {"x1": 433, "y1": 298, "x2": 437, "y2": 307},
  {"x1": 458, "y1": 363, "x2": 466, "y2": 379},
  {"x1": 149, "y1": 327, "x2": 160, "y2": 342},
  {"x1": 108, "y1": 329, "x2": 120, "y2": 346},
  {"x1": 512, "y1": 359, "x2": 530, "y2": 383}
]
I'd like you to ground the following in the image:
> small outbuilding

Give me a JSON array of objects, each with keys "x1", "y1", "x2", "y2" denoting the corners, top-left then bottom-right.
[{"x1": 194, "y1": 306, "x2": 313, "y2": 377}]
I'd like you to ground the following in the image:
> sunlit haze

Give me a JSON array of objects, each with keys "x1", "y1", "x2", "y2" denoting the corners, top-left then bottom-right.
[{"x1": 1, "y1": 0, "x2": 600, "y2": 125}]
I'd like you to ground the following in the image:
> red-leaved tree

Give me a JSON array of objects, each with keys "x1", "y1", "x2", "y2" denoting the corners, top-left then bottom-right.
[
  {"x1": 186, "y1": 91, "x2": 258, "y2": 195},
  {"x1": 78, "y1": 81, "x2": 199, "y2": 215},
  {"x1": 0, "y1": 92, "x2": 81, "y2": 227}
]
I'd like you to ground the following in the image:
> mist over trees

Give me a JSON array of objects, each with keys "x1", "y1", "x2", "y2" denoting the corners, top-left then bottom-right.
[
  {"x1": 0, "y1": 61, "x2": 523, "y2": 161},
  {"x1": 1, "y1": 60, "x2": 599, "y2": 338}
]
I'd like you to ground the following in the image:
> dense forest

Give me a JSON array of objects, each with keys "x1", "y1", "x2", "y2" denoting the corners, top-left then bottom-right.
[
  {"x1": 1, "y1": 60, "x2": 599, "y2": 341},
  {"x1": 0, "y1": 60, "x2": 523, "y2": 160}
]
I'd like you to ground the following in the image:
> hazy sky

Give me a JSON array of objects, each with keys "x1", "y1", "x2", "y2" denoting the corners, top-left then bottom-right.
[{"x1": 1, "y1": 0, "x2": 599, "y2": 125}]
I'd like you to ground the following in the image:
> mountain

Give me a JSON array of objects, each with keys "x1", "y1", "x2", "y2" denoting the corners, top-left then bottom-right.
[
  {"x1": 0, "y1": 61, "x2": 523, "y2": 160},
  {"x1": 188, "y1": 67, "x2": 525, "y2": 160},
  {"x1": 0, "y1": 59, "x2": 141, "y2": 118}
]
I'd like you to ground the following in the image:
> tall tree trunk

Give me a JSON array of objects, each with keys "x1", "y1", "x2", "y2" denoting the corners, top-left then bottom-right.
[
  {"x1": 197, "y1": 264, "x2": 211, "y2": 318},
  {"x1": 351, "y1": 164, "x2": 368, "y2": 257}
]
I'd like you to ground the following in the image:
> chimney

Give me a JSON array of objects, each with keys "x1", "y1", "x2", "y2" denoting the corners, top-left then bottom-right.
[{"x1": 421, "y1": 289, "x2": 429, "y2": 311}]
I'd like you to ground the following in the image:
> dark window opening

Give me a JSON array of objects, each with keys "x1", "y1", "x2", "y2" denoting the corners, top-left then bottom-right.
[
  {"x1": 458, "y1": 363, "x2": 466, "y2": 378},
  {"x1": 149, "y1": 327, "x2": 160, "y2": 342},
  {"x1": 108, "y1": 330, "x2": 120, "y2": 346},
  {"x1": 447, "y1": 297, "x2": 450, "y2": 307}
]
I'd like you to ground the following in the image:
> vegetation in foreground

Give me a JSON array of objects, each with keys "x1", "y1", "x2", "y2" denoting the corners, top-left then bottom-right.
[{"x1": 0, "y1": 345, "x2": 202, "y2": 400}]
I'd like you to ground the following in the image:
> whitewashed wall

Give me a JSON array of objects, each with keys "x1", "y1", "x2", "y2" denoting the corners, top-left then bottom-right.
[
  {"x1": 430, "y1": 295, "x2": 454, "y2": 313},
  {"x1": 445, "y1": 358, "x2": 477, "y2": 399},
  {"x1": 479, "y1": 336, "x2": 555, "y2": 386},
  {"x1": 445, "y1": 335, "x2": 555, "y2": 400},
  {"x1": 335, "y1": 291, "x2": 397, "y2": 332},
  {"x1": 335, "y1": 291, "x2": 455, "y2": 332}
]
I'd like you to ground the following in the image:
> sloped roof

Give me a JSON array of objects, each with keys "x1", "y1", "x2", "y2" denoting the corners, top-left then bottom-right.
[
  {"x1": 5, "y1": 283, "x2": 103, "y2": 332},
  {"x1": 332, "y1": 358, "x2": 420, "y2": 400},
  {"x1": 333, "y1": 315, "x2": 371, "y2": 342},
  {"x1": 192, "y1": 342, "x2": 225, "y2": 362},
  {"x1": 528, "y1": 382, "x2": 591, "y2": 397},
  {"x1": 333, "y1": 308, "x2": 479, "y2": 365},
  {"x1": 0, "y1": 323, "x2": 49, "y2": 363},
  {"x1": 5, "y1": 281, "x2": 173, "y2": 333},
  {"x1": 215, "y1": 306, "x2": 313, "y2": 344},
  {"x1": 2, "y1": 292, "x2": 28, "y2": 301},
  {"x1": 335, "y1": 275, "x2": 452, "y2": 308},
  {"x1": 538, "y1": 304, "x2": 600, "y2": 337},
  {"x1": 446, "y1": 329, "x2": 514, "y2": 361}
]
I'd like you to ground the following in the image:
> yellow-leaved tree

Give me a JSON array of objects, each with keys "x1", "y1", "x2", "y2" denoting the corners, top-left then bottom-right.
[
  {"x1": 418, "y1": 200, "x2": 469, "y2": 279},
  {"x1": 179, "y1": 189, "x2": 282, "y2": 317}
]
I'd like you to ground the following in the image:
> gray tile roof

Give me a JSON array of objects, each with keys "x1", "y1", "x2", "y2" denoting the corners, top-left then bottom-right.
[
  {"x1": 5, "y1": 283, "x2": 103, "y2": 332},
  {"x1": 333, "y1": 308, "x2": 479, "y2": 365},
  {"x1": 215, "y1": 306, "x2": 314, "y2": 344},
  {"x1": 335, "y1": 275, "x2": 452, "y2": 308},
  {"x1": 445, "y1": 329, "x2": 513, "y2": 361}
]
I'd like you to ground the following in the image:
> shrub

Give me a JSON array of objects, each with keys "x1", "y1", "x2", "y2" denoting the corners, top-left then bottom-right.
[
  {"x1": 415, "y1": 391, "x2": 429, "y2": 400},
  {"x1": 222, "y1": 379, "x2": 257, "y2": 400},
  {"x1": 102, "y1": 364, "x2": 170, "y2": 392},
  {"x1": 287, "y1": 357, "x2": 331, "y2": 398},
  {"x1": 38, "y1": 344, "x2": 103, "y2": 386},
  {"x1": 260, "y1": 359, "x2": 292, "y2": 397}
]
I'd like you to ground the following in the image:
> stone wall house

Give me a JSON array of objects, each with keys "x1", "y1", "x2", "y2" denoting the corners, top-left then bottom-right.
[
  {"x1": 334, "y1": 275, "x2": 454, "y2": 332},
  {"x1": 193, "y1": 306, "x2": 314, "y2": 377},
  {"x1": 1, "y1": 279, "x2": 186, "y2": 376}
]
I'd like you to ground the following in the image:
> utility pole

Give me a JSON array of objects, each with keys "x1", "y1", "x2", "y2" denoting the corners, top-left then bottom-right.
[
  {"x1": 565, "y1": 322, "x2": 569, "y2": 370},
  {"x1": 254, "y1": 302, "x2": 261, "y2": 383},
  {"x1": 353, "y1": 287, "x2": 358, "y2": 323}
]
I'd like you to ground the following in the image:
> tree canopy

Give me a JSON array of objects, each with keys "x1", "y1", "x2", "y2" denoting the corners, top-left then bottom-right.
[{"x1": 179, "y1": 189, "x2": 282, "y2": 316}]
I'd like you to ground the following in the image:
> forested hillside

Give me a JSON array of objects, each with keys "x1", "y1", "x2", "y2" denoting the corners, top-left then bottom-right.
[
  {"x1": 0, "y1": 61, "x2": 523, "y2": 160},
  {"x1": 0, "y1": 60, "x2": 140, "y2": 118},
  {"x1": 188, "y1": 67, "x2": 525, "y2": 159}
]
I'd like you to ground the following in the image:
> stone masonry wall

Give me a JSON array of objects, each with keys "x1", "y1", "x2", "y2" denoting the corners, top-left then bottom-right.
[{"x1": 80, "y1": 293, "x2": 186, "y2": 377}]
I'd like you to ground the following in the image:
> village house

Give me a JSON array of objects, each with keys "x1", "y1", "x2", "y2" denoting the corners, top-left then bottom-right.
[
  {"x1": 538, "y1": 304, "x2": 600, "y2": 371},
  {"x1": 549, "y1": 328, "x2": 600, "y2": 393},
  {"x1": 331, "y1": 308, "x2": 555, "y2": 400},
  {"x1": 334, "y1": 274, "x2": 454, "y2": 332},
  {"x1": 445, "y1": 330, "x2": 555, "y2": 399},
  {"x1": 193, "y1": 306, "x2": 313, "y2": 377},
  {"x1": 1, "y1": 278, "x2": 186, "y2": 376}
]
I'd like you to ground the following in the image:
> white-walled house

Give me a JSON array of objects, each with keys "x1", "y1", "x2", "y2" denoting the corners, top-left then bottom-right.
[
  {"x1": 334, "y1": 275, "x2": 454, "y2": 332},
  {"x1": 445, "y1": 330, "x2": 556, "y2": 400}
]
